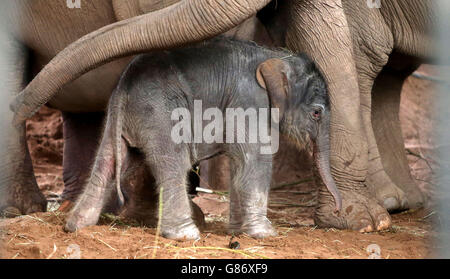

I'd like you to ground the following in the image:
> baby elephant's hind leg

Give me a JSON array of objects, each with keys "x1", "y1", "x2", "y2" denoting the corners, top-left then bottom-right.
[
  {"x1": 142, "y1": 139, "x2": 200, "y2": 241},
  {"x1": 120, "y1": 150, "x2": 205, "y2": 229},
  {"x1": 64, "y1": 123, "x2": 118, "y2": 232}
]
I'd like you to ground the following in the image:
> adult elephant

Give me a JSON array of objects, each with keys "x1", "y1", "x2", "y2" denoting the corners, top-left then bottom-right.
[
  {"x1": 6, "y1": 0, "x2": 435, "y2": 232},
  {"x1": 0, "y1": 0, "x2": 184, "y2": 216}
]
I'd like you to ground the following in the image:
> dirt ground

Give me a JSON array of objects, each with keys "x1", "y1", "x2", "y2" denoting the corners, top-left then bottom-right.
[{"x1": 0, "y1": 66, "x2": 440, "y2": 259}]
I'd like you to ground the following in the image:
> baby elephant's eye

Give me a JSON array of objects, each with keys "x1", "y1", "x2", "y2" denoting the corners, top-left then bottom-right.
[{"x1": 311, "y1": 108, "x2": 322, "y2": 120}]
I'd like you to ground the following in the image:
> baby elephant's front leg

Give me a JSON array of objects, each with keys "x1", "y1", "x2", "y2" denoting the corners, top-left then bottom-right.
[
  {"x1": 157, "y1": 177, "x2": 201, "y2": 240},
  {"x1": 229, "y1": 153, "x2": 277, "y2": 239}
]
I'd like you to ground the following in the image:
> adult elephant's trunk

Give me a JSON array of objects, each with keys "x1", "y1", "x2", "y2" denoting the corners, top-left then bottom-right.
[
  {"x1": 11, "y1": 0, "x2": 270, "y2": 125},
  {"x1": 314, "y1": 126, "x2": 342, "y2": 213}
]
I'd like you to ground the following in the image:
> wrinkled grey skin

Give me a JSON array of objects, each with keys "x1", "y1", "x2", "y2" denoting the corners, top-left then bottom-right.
[
  {"x1": 65, "y1": 37, "x2": 339, "y2": 240},
  {"x1": 0, "y1": 0, "x2": 269, "y2": 218},
  {"x1": 6, "y1": 0, "x2": 436, "y2": 233}
]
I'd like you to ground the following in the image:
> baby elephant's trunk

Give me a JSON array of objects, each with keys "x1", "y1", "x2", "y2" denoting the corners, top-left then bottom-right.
[{"x1": 313, "y1": 127, "x2": 342, "y2": 213}]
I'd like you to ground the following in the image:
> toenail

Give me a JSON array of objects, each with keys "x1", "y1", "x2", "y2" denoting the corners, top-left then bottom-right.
[
  {"x1": 376, "y1": 215, "x2": 391, "y2": 230},
  {"x1": 383, "y1": 197, "x2": 400, "y2": 211},
  {"x1": 358, "y1": 219, "x2": 373, "y2": 233},
  {"x1": 359, "y1": 225, "x2": 373, "y2": 233}
]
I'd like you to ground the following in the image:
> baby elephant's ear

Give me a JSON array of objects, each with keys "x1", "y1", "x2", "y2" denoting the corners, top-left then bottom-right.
[{"x1": 256, "y1": 58, "x2": 291, "y2": 116}]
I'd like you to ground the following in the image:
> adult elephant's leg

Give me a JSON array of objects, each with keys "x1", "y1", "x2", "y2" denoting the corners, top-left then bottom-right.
[
  {"x1": 207, "y1": 155, "x2": 231, "y2": 191},
  {"x1": 59, "y1": 112, "x2": 104, "y2": 212},
  {"x1": 286, "y1": 0, "x2": 390, "y2": 231},
  {"x1": 0, "y1": 37, "x2": 46, "y2": 216},
  {"x1": 371, "y1": 65, "x2": 424, "y2": 210},
  {"x1": 360, "y1": 74, "x2": 410, "y2": 212},
  {"x1": 341, "y1": 2, "x2": 409, "y2": 213},
  {"x1": 64, "y1": 115, "x2": 118, "y2": 232},
  {"x1": 340, "y1": 0, "x2": 421, "y2": 213}
]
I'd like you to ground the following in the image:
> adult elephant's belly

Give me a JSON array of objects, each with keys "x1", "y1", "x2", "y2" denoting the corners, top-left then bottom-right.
[
  {"x1": 18, "y1": 0, "x2": 135, "y2": 112},
  {"x1": 46, "y1": 57, "x2": 134, "y2": 113}
]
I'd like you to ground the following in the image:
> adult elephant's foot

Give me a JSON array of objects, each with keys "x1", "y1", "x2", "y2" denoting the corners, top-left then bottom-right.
[
  {"x1": 365, "y1": 136, "x2": 423, "y2": 212},
  {"x1": 401, "y1": 181, "x2": 425, "y2": 210},
  {"x1": 366, "y1": 164, "x2": 424, "y2": 212},
  {"x1": 314, "y1": 187, "x2": 391, "y2": 232},
  {"x1": 370, "y1": 66, "x2": 425, "y2": 212},
  {"x1": 0, "y1": 176, "x2": 47, "y2": 217},
  {"x1": 367, "y1": 170, "x2": 408, "y2": 212},
  {"x1": 1, "y1": 126, "x2": 47, "y2": 217}
]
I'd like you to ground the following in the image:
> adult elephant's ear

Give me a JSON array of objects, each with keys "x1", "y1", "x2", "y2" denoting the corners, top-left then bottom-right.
[{"x1": 256, "y1": 58, "x2": 291, "y2": 116}]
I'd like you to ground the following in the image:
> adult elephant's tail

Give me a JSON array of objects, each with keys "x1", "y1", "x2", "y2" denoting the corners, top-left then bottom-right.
[{"x1": 10, "y1": 0, "x2": 270, "y2": 125}]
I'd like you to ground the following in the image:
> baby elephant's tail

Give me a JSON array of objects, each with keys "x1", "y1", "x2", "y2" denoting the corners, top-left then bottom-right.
[{"x1": 108, "y1": 86, "x2": 127, "y2": 207}]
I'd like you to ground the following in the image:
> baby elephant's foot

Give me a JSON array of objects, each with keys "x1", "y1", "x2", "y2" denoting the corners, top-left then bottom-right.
[
  {"x1": 64, "y1": 206, "x2": 102, "y2": 233},
  {"x1": 230, "y1": 217, "x2": 277, "y2": 239},
  {"x1": 161, "y1": 221, "x2": 200, "y2": 241}
]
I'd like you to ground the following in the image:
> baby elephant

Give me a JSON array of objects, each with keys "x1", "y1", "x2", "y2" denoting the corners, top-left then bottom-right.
[{"x1": 65, "y1": 37, "x2": 341, "y2": 240}]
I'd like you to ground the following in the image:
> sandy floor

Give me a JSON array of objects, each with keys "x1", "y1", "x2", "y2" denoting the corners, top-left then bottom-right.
[{"x1": 0, "y1": 68, "x2": 439, "y2": 259}]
